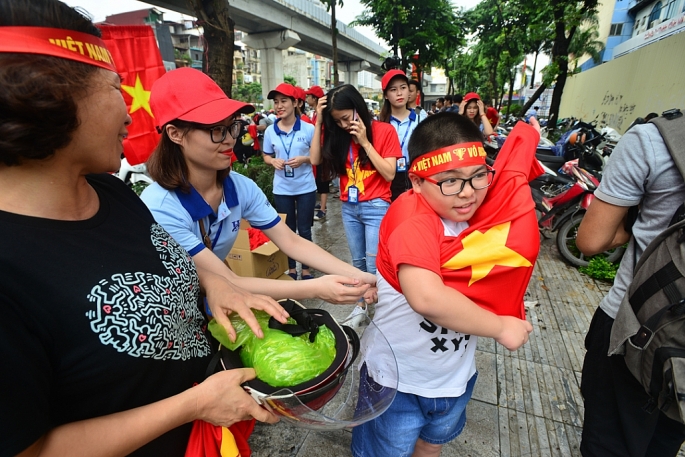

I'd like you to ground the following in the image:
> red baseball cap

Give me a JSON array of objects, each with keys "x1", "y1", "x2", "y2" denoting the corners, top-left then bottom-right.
[
  {"x1": 381, "y1": 69, "x2": 408, "y2": 91},
  {"x1": 305, "y1": 85, "x2": 325, "y2": 98},
  {"x1": 294, "y1": 86, "x2": 307, "y2": 101},
  {"x1": 267, "y1": 83, "x2": 298, "y2": 100},
  {"x1": 150, "y1": 68, "x2": 254, "y2": 130},
  {"x1": 464, "y1": 92, "x2": 481, "y2": 103}
]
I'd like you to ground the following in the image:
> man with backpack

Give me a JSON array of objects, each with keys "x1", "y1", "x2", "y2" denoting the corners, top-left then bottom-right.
[{"x1": 576, "y1": 109, "x2": 685, "y2": 456}]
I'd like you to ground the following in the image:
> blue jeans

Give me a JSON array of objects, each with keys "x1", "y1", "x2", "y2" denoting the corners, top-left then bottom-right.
[
  {"x1": 341, "y1": 198, "x2": 390, "y2": 274},
  {"x1": 273, "y1": 191, "x2": 316, "y2": 270},
  {"x1": 351, "y1": 373, "x2": 478, "y2": 457}
]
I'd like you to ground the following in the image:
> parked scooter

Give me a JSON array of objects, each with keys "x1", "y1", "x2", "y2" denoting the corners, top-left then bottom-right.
[
  {"x1": 533, "y1": 159, "x2": 625, "y2": 267},
  {"x1": 115, "y1": 156, "x2": 153, "y2": 187}
]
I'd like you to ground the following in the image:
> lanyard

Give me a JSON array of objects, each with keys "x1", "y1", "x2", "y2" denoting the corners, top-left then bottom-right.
[
  {"x1": 394, "y1": 116, "x2": 413, "y2": 150},
  {"x1": 278, "y1": 131, "x2": 295, "y2": 160},
  {"x1": 348, "y1": 144, "x2": 357, "y2": 182}
]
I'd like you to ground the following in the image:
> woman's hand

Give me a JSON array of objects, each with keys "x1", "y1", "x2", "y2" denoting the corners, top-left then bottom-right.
[
  {"x1": 477, "y1": 99, "x2": 486, "y2": 116},
  {"x1": 458, "y1": 99, "x2": 467, "y2": 114},
  {"x1": 286, "y1": 156, "x2": 308, "y2": 168},
  {"x1": 203, "y1": 274, "x2": 289, "y2": 342},
  {"x1": 349, "y1": 117, "x2": 369, "y2": 148},
  {"x1": 310, "y1": 275, "x2": 372, "y2": 304},
  {"x1": 316, "y1": 96, "x2": 327, "y2": 123},
  {"x1": 193, "y1": 369, "x2": 279, "y2": 426},
  {"x1": 270, "y1": 157, "x2": 286, "y2": 170}
]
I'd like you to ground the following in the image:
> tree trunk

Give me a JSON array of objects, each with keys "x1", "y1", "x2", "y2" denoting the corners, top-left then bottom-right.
[
  {"x1": 520, "y1": 82, "x2": 547, "y2": 113},
  {"x1": 331, "y1": 1, "x2": 339, "y2": 86},
  {"x1": 529, "y1": 51, "x2": 539, "y2": 89},
  {"x1": 190, "y1": 0, "x2": 235, "y2": 97},
  {"x1": 507, "y1": 71, "x2": 515, "y2": 116}
]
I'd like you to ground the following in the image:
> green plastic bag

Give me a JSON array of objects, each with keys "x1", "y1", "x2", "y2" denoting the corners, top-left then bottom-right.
[{"x1": 208, "y1": 310, "x2": 336, "y2": 387}]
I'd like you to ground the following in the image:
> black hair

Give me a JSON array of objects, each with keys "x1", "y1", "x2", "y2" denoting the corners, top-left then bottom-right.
[
  {"x1": 320, "y1": 84, "x2": 375, "y2": 179},
  {"x1": 438, "y1": 97, "x2": 445, "y2": 104},
  {"x1": 0, "y1": 0, "x2": 102, "y2": 166},
  {"x1": 408, "y1": 112, "x2": 484, "y2": 167},
  {"x1": 408, "y1": 79, "x2": 420, "y2": 90},
  {"x1": 379, "y1": 74, "x2": 408, "y2": 122},
  {"x1": 454, "y1": 94, "x2": 463, "y2": 104},
  {"x1": 445, "y1": 95, "x2": 454, "y2": 103}
]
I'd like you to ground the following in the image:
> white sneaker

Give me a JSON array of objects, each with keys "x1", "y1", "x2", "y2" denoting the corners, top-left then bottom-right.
[{"x1": 343, "y1": 303, "x2": 367, "y2": 329}]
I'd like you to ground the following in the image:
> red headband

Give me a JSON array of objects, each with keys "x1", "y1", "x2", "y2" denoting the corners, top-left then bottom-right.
[
  {"x1": 409, "y1": 142, "x2": 487, "y2": 178},
  {"x1": 0, "y1": 27, "x2": 117, "y2": 73}
]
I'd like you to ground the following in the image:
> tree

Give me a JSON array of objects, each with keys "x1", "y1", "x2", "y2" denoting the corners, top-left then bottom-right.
[
  {"x1": 353, "y1": 0, "x2": 463, "y2": 82},
  {"x1": 188, "y1": 0, "x2": 236, "y2": 96},
  {"x1": 233, "y1": 82, "x2": 263, "y2": 104},
  {"x1": 568, "y1": 16, "x2": 604, "y2": 72},
  {"x1": 283, "y1": 75, "x2": 297, "y2": 86},
  {"x1": 321, "y1": 0, "x2": 344, "y2": 86}
]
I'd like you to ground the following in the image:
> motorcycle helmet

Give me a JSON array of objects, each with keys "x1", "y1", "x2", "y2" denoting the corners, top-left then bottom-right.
[{"x1": 209, "y1": 299, "x2": 398, "y2": 429}]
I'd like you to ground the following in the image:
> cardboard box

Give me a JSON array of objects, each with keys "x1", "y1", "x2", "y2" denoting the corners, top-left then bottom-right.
[{"x1": 224, "y1": 215, "x2": 288, "y2": 280}]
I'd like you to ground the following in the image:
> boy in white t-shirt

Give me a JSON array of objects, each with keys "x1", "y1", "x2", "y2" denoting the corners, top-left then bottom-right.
[{"x1": 352, "y1": 113, "x2": 542, "y2": 457}]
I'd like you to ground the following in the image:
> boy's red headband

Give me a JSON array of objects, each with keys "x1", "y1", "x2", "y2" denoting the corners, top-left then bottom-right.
[
  {"x1": 409, "y1": 142, "x2": 487, "y2": 178},
  {"x1": 0, "y1": 27, "x2": 117, "y2": 73}
]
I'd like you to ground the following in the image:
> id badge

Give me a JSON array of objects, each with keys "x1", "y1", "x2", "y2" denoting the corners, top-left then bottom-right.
[
  {"x1": 396, "y1": 157, "x2": 407, "y2": 172},
  {"x1": 348, "y1": 185, "x2": 359, "y2": 204},
  {"x1": 284, "y1": 165, "x2": 295, "y2": 178}
]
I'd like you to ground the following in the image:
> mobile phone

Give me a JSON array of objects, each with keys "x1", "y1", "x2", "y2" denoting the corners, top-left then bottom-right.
[{"x1": 353, "y1": 109, "x2": 358, "y2": 121}]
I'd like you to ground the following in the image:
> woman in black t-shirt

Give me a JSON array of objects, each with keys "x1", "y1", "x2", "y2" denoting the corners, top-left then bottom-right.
[{"x1": 0, "y1": 1, "x2": 287, "y2": 456}]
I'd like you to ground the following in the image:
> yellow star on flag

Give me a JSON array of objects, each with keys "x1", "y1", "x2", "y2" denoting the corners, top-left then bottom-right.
[
  {"x1": 121, "y1": 73, "x2": 153, "y2": 117},
  {"x1": 442, "y1": 221, "x2": 532, "y2": 286},
  {"x1": 344, "y1": 158, "x2": 376, "y2": 194}
]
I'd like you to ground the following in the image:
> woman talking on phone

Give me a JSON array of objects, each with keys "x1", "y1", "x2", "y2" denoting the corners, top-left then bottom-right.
[{"x1": 310, "y1": 84, "x2": 402, "y2": 321}]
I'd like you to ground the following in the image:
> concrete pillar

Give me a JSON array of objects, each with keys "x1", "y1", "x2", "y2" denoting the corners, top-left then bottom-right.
[
  {"x1": 243, "y1": 30, "x2": 301, "y2": 108},
  {"x1": 340, "y1": 60, "x2": 370, "y2": 88}
]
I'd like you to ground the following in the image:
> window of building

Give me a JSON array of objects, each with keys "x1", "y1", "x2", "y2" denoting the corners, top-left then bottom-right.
[
  {"x1": 649, "y1": 1, "x2": 663, "y2": 26},
  {"x1": 609, "y1": 23, "x2": 624, "y2": 35},
  {"x1": 665, "y1": 0, "x2": 677, "y2": 18}
]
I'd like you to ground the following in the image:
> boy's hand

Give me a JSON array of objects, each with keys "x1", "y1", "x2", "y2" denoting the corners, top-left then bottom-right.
[{"x1": 495, "y1": 316, "x2": 533, "y2": 351}]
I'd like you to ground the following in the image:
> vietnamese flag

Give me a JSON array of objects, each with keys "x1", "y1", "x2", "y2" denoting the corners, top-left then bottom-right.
[
  {"x1": 185, "y1": 420, "x2": 255, "y2": 457},
  {"x1": 99, "y1": 25, "x2": 165, "y2": 165},
  {"x1": 441, "y1": 121, "x2": 544, "y2": 318},
  {"x1": 377, "y1": 121, "x2": 543, "y2": 319}
]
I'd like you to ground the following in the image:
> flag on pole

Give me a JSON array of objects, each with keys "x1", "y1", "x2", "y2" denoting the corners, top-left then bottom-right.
[{"x1": 100, "y1": 25, "x2": 165, "y2": 165}]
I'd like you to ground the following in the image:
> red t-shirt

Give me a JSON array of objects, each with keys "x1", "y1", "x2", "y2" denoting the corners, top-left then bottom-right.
[
  {"x1": 300, "y1": 113, "x2": 313, "y2": 124},
  {"x1": 376, "y1": 122, "x2": 543, "y2": 319},
  {"x1": 340, "y1": 121, "x2": 403, "y2": 203}
]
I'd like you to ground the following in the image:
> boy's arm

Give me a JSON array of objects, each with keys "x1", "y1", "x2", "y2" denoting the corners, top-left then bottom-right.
[{"x1": 398, "y1": 264, "x2": 532, "y2": 351}]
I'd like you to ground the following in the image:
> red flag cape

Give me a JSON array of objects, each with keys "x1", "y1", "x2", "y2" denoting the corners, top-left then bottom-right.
[
  {"x1": 99, "y1": 25, "x2": 165, "y2": 165},
  {"x1": 377, "y1": 121, "x2": 543, "y2": 319},
  {"x1": 185, "y1": 420, "x2": 255, "y2": 457}
]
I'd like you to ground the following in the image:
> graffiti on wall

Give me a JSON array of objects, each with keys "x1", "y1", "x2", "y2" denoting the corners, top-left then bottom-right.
[{"x1": 598, "y1": 91, "x2": 636, "y2": 130}]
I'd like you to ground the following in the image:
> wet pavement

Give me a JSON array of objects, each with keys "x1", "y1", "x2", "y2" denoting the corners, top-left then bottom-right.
[{"x1": 247, "y1": 195, "x2": 684, "y2": 457}]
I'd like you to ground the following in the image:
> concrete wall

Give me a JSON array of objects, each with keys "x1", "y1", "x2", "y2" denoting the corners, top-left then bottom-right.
[{"x1": 559, "y1": 30, "x2": 685, "y2": 133}]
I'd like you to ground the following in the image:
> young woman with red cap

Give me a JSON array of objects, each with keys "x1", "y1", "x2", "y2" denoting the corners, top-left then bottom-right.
[
  {"x1": 379, "y1": 70, "x2": 420, "y2": 201},
  {"x1": 0, "y1": 1, "x2": 291, "y2": 455},
  {"x1": 141, "y1": 71, "x2": 375, "y2": 303},
  {"x1": 458, "y1": 92, "x2": 495, "y2": 136},
  {"x1": 310, "y1": 84, "x2": 403, "y2": 322},
  {"x1": 262, "y1": 83, "x2": 317, "y2": 280}
]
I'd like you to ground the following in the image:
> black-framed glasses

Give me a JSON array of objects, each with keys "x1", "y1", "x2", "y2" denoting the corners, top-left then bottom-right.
[
  {"x1": 197, "y1": 121, "x2": 243, "y2": 143},
  {"x1": 423, "y1": 167, "x2": 495, "y2": 196}
]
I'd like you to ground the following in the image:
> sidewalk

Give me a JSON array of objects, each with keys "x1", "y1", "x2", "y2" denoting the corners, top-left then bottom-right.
[{"x1": 248, "y1": 195, "x2": 682, "y2": 457}]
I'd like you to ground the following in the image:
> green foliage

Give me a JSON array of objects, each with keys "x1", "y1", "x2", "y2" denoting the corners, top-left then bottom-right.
[
  {"x1": 579, "y1": 257, "x2": 619, "y2": 282},
  {"x1": 284, "y1": 75, "x2": 297, "y2": 86},
  {"x1": 353, "y1": 0, "x2": 464, "y2": 75},
  {"x1": 233, "y1": 82, "x2": 263, "y2": 104},
  {"x1": 130, "y1": 181, "x2": 150, "y2": 196},
  {"x1": 231, "y1": 156, "x2": 275, "y2": 206}
]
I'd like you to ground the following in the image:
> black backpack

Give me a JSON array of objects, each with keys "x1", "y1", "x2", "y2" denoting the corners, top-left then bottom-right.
[{"x1": 609, "y1": 109, "x2": 685, "y2": 423}]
